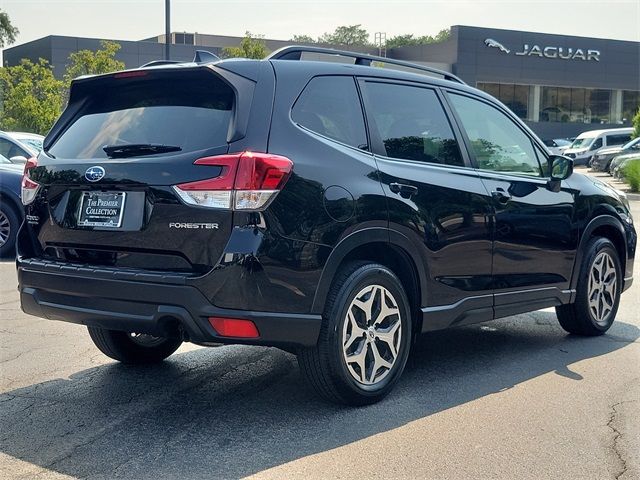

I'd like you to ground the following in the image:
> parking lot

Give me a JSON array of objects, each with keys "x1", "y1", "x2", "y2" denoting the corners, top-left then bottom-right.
[{"x1": 0, "y1": 200, "x2": 638, "y2": 480}]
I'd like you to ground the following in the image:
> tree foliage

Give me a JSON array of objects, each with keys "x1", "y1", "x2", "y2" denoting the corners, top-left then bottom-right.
[
  {"x1": 0, "y1": 9, "x2": 19, "y2": 48},
  {"x1": 222, "y1": 32, "x2": 269, "y2": 59},
  {"x1": 291, "y1": 34, "x2": 316, "y2": 44},
  {"x1": 0, "y1": 59, "x2": 65, "y2": 135},
  {"x1": 64, "y1": 40, "x2": 125, "y2": 84},
  {"x1": 386, "y1": 29, "x2": 451, "y2": 49},
  {"x1": 319, "y1": 24, "x2": 370, "y2": 46},
  {"x1": 632, "y1": 107, "x2": 640, "y2": 139}
]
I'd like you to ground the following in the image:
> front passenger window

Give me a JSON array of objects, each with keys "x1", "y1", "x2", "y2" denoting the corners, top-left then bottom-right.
[{"x1": 448, "y1": 93, "x2": 542, "y2": 176}]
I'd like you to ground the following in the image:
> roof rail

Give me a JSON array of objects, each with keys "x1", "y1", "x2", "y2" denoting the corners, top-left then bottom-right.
[{"x1": 267, "y1": 45, "x2": 465, "y2": 84}]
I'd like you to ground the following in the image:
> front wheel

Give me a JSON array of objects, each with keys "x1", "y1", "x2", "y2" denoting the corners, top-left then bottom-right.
[
  {"x1": 556, "y1": 237, "x2": 622, "y2": 336},
  {"x1": 297, "y1": 262, "x2": 412, "y2": 406},
  {"x1": 88, "y1": 326, "x2": 183, "y2": 364}
]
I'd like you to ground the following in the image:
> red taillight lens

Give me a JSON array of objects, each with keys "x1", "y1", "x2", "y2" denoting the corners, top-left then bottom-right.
[
  {"x1": 173, "y1": 151, "x2": 293, "y2": 210},
  {"x1": 21, "y1": 157, "x2": 40, "y2": 205},
  {"x1": 209, "y1": 317, "x2": 260, "y2": 338}
]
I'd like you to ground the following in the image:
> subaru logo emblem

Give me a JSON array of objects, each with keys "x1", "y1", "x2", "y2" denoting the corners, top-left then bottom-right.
[{"x1": 85, "y1": 166, "x2": 105, "y2": 182}]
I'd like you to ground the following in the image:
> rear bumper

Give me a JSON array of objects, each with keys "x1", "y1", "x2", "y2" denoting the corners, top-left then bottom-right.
[{"x1": 17, "y1": 257, "x2": 322, "y2": 348}]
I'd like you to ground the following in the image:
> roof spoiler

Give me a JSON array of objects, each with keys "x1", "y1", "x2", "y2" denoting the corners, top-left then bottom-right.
[{"x1": 140, "y1": 50, "x2": 220, "y2": 68}]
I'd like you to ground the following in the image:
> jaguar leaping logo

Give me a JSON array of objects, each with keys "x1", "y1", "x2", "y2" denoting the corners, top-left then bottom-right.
[{"x1": 484, "y1": 38, "x2": 510, "y2": 54}]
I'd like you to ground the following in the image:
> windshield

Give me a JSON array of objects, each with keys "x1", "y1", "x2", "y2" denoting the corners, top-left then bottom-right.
[
  {"x1": 570, "y1": 136, "x2": 595, "y2": 149},
  {"x1": 622, "y1": 137, "x2": 640, "y2": 150},
  {"x1": 50, "y1": 71, "x2": 234, "y2": 159},
  {"x1": 17, "y1": 137, "x2": 43, "y2": 152}
]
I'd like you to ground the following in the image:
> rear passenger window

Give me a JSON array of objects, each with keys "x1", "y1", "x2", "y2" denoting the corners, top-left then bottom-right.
[
  {"x1": 607, "y1": 134, "x2": 631, "y2": 146},
  {"x1": 363, "y1": 82, "x2": 464, "y2": 166},
  {"x1": 292, "y1": 76, "x2": 368, "y2": 149}
]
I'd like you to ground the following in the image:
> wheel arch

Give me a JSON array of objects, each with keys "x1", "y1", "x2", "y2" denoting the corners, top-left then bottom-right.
[
  {"x1": 311, "y1": 228, "x2": 427, "y2": 333},
  {"x1": 0, "y1": 189, "x2": 23, "y2": 219},
  {"x1": 571, "y1": 215, "x2": 628, "y2": 292}
]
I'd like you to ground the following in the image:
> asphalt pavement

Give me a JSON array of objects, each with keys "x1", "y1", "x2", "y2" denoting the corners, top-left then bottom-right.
[{"x1": 0, "y1": 200, "x2": 638, "y2": 480}]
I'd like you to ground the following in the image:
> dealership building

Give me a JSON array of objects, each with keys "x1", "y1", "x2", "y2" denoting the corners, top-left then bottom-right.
[{"x1": 4, "y1": 25, "x2": 639, "y2": 139}]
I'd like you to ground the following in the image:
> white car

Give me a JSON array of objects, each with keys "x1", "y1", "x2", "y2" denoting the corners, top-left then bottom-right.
[
  {"x1": 0, "y1": 131, "x2": 44, "y2": 164},
  {"x1": 542, "y1": 138, "x2": 572, "y2": 155}
]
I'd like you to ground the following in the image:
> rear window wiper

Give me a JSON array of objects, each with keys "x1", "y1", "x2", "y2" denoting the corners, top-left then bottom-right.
[{"x1": 103, "y1": 143, "x2": 182, "y2": 158}]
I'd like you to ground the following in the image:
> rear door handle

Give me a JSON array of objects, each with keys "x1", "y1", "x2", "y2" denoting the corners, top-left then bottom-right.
[
  {"x1": 491, "y1": 188, "x2": 511, "y2": 204},
  {"x1": 389, "y1": 183, "x2": 418, "y2": 198}
]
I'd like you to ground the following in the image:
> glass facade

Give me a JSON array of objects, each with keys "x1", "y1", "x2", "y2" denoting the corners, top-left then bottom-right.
[
  {"x1": 623, "y1": 91, "x2": 640, "y2": 123},
  {"x1": 477, "y1": 82, "x2": 639, "y2": 126},
  {"x1": 477, "y1": 83, "x2": 530, "y2": 119}
]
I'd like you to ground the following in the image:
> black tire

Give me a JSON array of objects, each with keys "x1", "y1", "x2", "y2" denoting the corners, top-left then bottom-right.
[
  {"x1": 297, "y1": 262, "x2": 412, "y2": 406},
  {"x1": 0, "y1": 203, "x2": 20, "y2": 258},
  {"x1": 87, "y1": 326, "x2": 182, "y2": 364},
  {"x1": 556, "y1": 237, "x2": 622, "y2": 336}
]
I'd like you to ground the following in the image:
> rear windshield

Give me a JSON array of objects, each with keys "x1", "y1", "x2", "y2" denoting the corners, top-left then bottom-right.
[{"x1": 49, "y1": 71, "x2": 234, "y2": 159}]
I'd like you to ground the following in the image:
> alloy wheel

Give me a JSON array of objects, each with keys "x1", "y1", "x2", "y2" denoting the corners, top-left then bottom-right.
[
  {"x1": 342, "y1": 285, "x2": 402, "y2": 385},
  {"x1": 0, "y1": 210, "x2": 10, "y2": 247},
  {"x1": 587, "y1": 251, "x2": 617, "y2": 324}
]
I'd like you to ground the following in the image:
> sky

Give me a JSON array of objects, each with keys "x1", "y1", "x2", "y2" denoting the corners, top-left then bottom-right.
[{"x1": 2, "y1": 0, "x2": 640, "y2": 51}]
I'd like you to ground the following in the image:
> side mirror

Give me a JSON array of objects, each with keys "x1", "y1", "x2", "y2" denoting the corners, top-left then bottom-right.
[
  {"x1": 9, "y1": 155, "x2": 28, "y2": 164},
  {"x1": 547, "y1": 155, "x2": 573, "y2": 192}
]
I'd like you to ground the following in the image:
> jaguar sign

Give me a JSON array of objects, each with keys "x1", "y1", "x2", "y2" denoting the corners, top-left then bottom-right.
[{"x1": 484, "y1": 38, "x2": 600, "y2": 61}]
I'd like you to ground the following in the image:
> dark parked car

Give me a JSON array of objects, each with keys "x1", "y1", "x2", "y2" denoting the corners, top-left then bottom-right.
[
  {"x1": 0, "y1": 153, "x2": 25, "y2": 256},
  {"x1": 590, "y1": 137, "x2": 640, "y2": 173},
  {"x1": 17, "y1": 47, "x2": 636, "y2": 405}
]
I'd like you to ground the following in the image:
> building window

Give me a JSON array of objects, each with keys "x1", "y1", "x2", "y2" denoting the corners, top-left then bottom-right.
[
  {"x1": 622, "y1": 91, "x2": 640, "y2": 124},
  {"x1": 477, "y1": 83, "x2": 529, "y2": 119},
  {"x1": 540, "y1": 86, "x2": 611, "y2": 124}
]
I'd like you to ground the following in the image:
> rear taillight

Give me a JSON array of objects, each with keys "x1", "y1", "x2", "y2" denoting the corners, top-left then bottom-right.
[
  {"x1": 21, "y1": 157, "x2": 40, "y2": 205},
  {"x1": 173, "y1": 151, "x2": 293, "y2": 210}
]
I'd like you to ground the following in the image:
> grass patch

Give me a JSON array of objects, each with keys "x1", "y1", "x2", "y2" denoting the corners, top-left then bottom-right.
[{"x1": 622, "y1": 159, "x2": 640, "y2": 192}]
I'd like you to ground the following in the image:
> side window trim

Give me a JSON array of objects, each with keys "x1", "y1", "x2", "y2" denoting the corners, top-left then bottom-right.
[
  {"x1": 442, "y1": 88, "x2": 547, "y2": 179},
  {"x1": 356, "y1": 77, "x2": 474, "y2": 169}
]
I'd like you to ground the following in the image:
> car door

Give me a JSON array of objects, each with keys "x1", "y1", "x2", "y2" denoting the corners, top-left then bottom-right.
[
  {"x1": 358, "y1": 78, "x2": 494, "y2": 330},
  {"x1": 445, "y1": 90, "x2": 577, "y2": 318}
]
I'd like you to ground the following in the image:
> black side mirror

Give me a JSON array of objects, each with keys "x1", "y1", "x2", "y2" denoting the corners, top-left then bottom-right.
[{"x1": 547, "y1": 155, "x2": 573, "y2": 192}]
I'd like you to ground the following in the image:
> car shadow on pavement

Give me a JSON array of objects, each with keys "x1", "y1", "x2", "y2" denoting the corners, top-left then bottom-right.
[{"x1": 0, "y1": 312, "x2": 638, "y2": 479}]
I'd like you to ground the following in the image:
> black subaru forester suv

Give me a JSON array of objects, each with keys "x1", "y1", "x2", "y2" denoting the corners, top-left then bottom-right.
[{"x1": 17, "y1": 47, "x2": 636, "y2": 405}]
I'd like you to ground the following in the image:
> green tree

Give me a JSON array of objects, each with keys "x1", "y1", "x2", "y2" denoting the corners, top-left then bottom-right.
[
  {"x1": 319, "y1": 25, "x2": 370, "y2": 46},
  {"x1": 0, "y1": 59, "x2": 65, "y2": 135},
  {"x1": 632, "y1": 107, "x2": 640, "y2": 139},
  {"x1": 387, "y1": 29, "x2": 451, "y2": 49},
  {"x1": 63, "y1": 40, "x2": 125, "y2": 84},
  {"x1": 222, "y1": 32, "x2": 269, "y2": 59},
  {"x1": 0, "y1": 9, "x2": 19, "y2": 47},
  {"x1": 291, "y1": 34, "x2": 316, "y2": 43}
]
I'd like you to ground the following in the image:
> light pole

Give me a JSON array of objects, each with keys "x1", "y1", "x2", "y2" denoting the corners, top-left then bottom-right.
[{"x1": 165, "y1": 0, "x2": 171, "y2": 60}]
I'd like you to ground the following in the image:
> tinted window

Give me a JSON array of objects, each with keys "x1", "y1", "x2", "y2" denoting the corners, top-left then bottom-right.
[
  {"x1": 607, "y1": 134, "x2": 631, "y2": 146},
  {"x1": 448, "y1": 93, "x2": 542, "y2": 176},
  {"x1": 50, "y1": 72, "x2": 234, "y2": 159},
  {"x1": 364, "y1": 82, "x2": 463, "y2": 166},
  {"x1": 292, "y1": 76, "x2": 367, "y2": 149}
]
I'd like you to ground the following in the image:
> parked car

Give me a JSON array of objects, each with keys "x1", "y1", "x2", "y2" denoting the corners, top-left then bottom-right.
[
  {"x1": 563, "y1": 128, "x2": 633, "y2": 166},
  {"x1": 0, "y1": 153, "x2": 25, "y2": 256},
  {"x1": 542, "y1": 138, "x2": 572, "y2": 155},
  {"x1": 7, "y1": 132, "x2": 44, "y2": 154},
  {"x1": 590, "y1": 137, "x2": 640, "y2": 173},
  {"x1": 612, "y1": 153, "x2": 640, "y2": 179},
  {"x1": 0, "y1": 131, "x2": 42, "y2": 164},
  {"x1": 17, "y1": 47, "x2": 636, "y2": 405}
]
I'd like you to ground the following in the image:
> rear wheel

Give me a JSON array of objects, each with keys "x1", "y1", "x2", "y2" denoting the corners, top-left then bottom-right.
[
  {"x1": 297, "y1": 262, "x2": 412, "y2": 406},
  {"x1": 87, "y1": 326, "x2": 182, "y2": 364},
  {"x1": 556, "y1": 237, "x2": 621, "y2": 336},
  {"x1": 0, "y1": 204, "x2": 20, "y2": 258}
]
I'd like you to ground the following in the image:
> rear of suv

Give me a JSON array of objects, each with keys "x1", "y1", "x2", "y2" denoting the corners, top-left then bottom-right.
[{"x1": 17, "y1": 47, "x2": 636, "y2": 405}]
